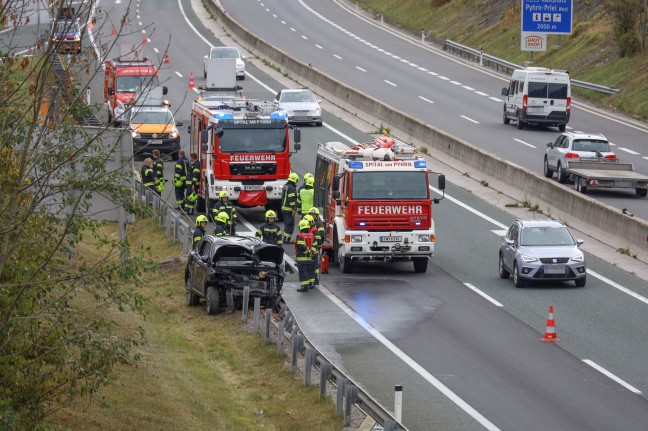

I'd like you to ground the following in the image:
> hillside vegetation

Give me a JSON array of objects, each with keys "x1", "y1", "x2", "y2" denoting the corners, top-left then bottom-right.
[{"x1": 356, "y1": 0, "x2": 648, "y2": 120}]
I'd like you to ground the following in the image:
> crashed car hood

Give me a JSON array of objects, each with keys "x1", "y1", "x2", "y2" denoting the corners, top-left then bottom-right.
[{"x1": 213, "y1": 243, "x2": 284, "y2": 265}]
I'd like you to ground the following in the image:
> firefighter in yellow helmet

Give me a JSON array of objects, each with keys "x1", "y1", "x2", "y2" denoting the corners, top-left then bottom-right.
[
  {"x1": 256, "y1": 210, "x2": 282, "y2": 245},
  {"x1": 303, "y1": 214, "x2": 320, "y2": 288},
  {"x1": 295, "y1": 219, "x2": 316, "y2": 292},
  {"x1": 281, "y1": 172, "x2": 299, "y2": 243},
  {"x1": 192, "y1": 215, "x2": 208, "y2": 249},
  {"x1": 211, "y1": 190, "x2": 238, "y2": 234},
  {"x1": 213, "y1": 212, "x2": 229, "y2": 237},
  {"x1": 309, "y1": 207, "x2": 325, "y2": 285},
  {"x1": 297, "y1": 174, "x2": 314, "y2": 216}
]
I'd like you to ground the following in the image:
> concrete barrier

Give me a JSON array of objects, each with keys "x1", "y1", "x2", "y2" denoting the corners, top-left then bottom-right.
[{"x1": 206, "y1": 0, "x2": 648, "y2": 252}]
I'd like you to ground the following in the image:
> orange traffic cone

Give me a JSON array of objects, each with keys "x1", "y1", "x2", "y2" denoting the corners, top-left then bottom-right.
[
  {"x1": 164, "y1": 52, "x2": 170, "y2": 64},
  {"x1": 541, "y1": 305, "x2": 560, "y2": 342},
  {"x1": 188, "y1": 72, "x2": 195, "y2": 89},
  {"x1": 142, "y1": 37, "x2": 148, "y2": 45},
  {"x1": 111, "y1": 27, "x2": 116, "y2": 35}
]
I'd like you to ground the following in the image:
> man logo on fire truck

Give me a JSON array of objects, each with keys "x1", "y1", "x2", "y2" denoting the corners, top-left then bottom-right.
[{"x1": 314, "y1": 135, "x2": 445, "y2": 274}]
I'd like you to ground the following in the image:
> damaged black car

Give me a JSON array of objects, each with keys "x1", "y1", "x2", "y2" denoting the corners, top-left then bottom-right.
[{"x1": 185, "y1": 236, "x2": 285, "y2": 314}]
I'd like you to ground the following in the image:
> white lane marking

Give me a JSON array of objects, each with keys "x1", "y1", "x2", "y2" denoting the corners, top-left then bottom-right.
[
  {"x1": 175, "y1": 71, "x2": 183, "y2": 78},
  {"x1": 514, "y1": 138, "x2": 536, "y2": 149},
  {"x1": 265, "y1": 7, "x2": 270, "y2": 12},
  {"x1": 439, "y1": 76, "x2": 450, "y2": 80},
  {"x1": 644, "y1": 157, "x2": 648, "y2": 161},
  {"x1": 315, "y1": 44, "x2": 323, "y2": 49},
  {"x1": 450, "y1": 80, "x2": 462, "y2": 85},
  {"x1": 322, "y1": 123, "x2": 361, "y2": 145},
  {"x1": 384, "y1": 80, "x2": 397, "y2": 87},
  {"x1": 618, "y1": 147, "x2": 640, "y2": 155},
  {"x1": 281, "y1": 20, "x2": 286, "y2": 24},
  {"x1": 419, "y1": 96, "x2": 434, "y2": 104},
  {"x1": 462, "y1": 85, "x2": 475, "y2": 91},
  {"x1": 588, "y1": 270, "x2": 648, "y2": 305},
  {"x1": 334, "y1": 54, "x2": 343, "y2": 60},
  {"x1": 356, "y1": 66, "x2": 366, "y2": 72},
  {"x1": 290, "y1": 27, "x2": 296, "y2": 32},
  {"x1": 302, "y1": 35, "x2": 308, "y2": 40},
  {"x1": 153, "y1": 47, "x2": 159, "y2": 54},
  {"x1": 461, "y1": 115, "x2": 479, "y2": 124},
  {"x1": 273, "y1": 14, "x2": 277, "y2": 18},
  {"x1": 139, "y1": 22, "x2": 142, "y2": 26},
  {"x1": 489, "y1": 97, "x2": 502, "y2": 102},
  {"x1": 582, "y1": 360, "x2": 642, "y2": 394},
  {"x1": 311, "y1": 280, "x2": 502, "y2": 431},
  {"x1": 492, "y1": 229, "x2": 508, "y2": 237},
  {"x1": 464, "y1": 283, "x2": 503, "y2": 307},
  {"x1": 429, "y1": 186, "x2": 508, "y2": 229},
  {"x1": 475, "y1": 91, "x2": 488, "y2": 96},
  {"x1": 418, "y1": 67, "x2": 428, "y2": 72},
  {"x1": 409, "y1": 63, "x2": 418, "y2": 68},
  {"x1": 428, "y1": 71, "x2": 438, "y2": 76}
]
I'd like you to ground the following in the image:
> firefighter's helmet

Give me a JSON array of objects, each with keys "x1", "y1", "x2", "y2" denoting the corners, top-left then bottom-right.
[
  {"x1": 216, "y1": 212, "x2": 229, "y2": 224},
  {"x1": 298, "y1": 219, "x2": 310, "y2": 230},
  {"x1": 309, "y1": 207, "x2": 319, "y2": 215},
  {"x1": 186, "y1": 191, "x2": 198, "y2": 202},
  {"x1": 288, "y1": 172, "x2": 299, "y2": 183},
  {"x1": 303, "y1": 214, "x2": 315, "y2": 226},
  {"x1": 195, "y1": 215, "x2": 208, "y2": 226},
  {"x1": 305, "y1": 176, "x2": 314, "y2": 187},
  {"x1": 303, "y1": 172, "x2": 313, "y2": 182},
  {"x1": 265, "y1": 210, "x2": 276, "y2": 220},
  {"x1": 219, "y1": 190, "x2": 229, "y2": 199}
]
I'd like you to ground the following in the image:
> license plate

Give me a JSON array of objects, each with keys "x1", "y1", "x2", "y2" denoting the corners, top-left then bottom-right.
[
  {"x1": 613, "y1": 181, "x2": 631, "y2": 188},
  {"x1": 149, "y1": 139, "x2": 162, "y2": 144},
  {"x1": 243, "y1": 185, "x2": 264, "y2": 191},
  {"x1": 380, "y1": 236, "x2": 402, "y2": 242},
  {"x1": 544, "y1": 265, "x2": 565, "y2": 274}
]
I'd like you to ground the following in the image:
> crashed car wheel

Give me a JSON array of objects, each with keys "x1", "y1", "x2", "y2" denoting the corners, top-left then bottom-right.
[
  {"x1": 206, "y1": 286, "x2": 221, "y2": 315},
  {"x1": 186, "y1": 277, "x2": 199, "y2": 306}
]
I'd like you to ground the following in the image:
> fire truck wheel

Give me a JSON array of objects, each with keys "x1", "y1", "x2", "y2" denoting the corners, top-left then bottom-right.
[
  {"x1": 340, "y1": 255, "x2": 354, "y2": 274},
  {"x1": 413, "y1": 258, "x2": 428, "y2": 273}
]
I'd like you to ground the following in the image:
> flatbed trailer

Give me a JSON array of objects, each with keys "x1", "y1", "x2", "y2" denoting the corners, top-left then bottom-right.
[{"x1": 566, "y1": 160, "x2": 648, "y2": 197}]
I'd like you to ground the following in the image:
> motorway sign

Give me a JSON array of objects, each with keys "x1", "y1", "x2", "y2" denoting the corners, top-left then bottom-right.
[
  {"x1": 521, "y1": 0, "x2": 573, "y2": 35},
  {"x1": 521, "y1": 32, "x2": 547, "y2": 51}
]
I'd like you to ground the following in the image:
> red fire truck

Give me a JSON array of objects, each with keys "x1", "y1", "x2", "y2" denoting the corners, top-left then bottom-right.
[
  {"x1": 314, "y1": 137, "x2": 445, "y2": 273},
  {"x1": 104, "y1": 47, "x2": 166, "y2": 125},
  {"x1": 189, "y1": 95, "x2": 301, "y2": 214}
]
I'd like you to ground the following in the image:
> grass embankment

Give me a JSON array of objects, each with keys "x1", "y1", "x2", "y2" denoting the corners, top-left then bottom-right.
[
  {"x1": 47, "y1": 219, "x2": 343, "y2": 431},
  {"x1": 357, "y1": 0, "x2": 648, "y2": 120}
]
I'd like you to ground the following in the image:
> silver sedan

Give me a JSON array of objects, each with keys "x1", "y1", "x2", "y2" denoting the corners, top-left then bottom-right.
[{"x1": 275, "y1": 89, "x2": 322, "y2": 126}]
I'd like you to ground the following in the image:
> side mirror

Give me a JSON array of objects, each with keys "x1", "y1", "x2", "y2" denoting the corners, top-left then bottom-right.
[
  {"x1": 162, "y1": 86, "x2": 168, "y2": 96},
  {"x1": 201, "y1": 130, "x2": 209, "y2": 145},
  {"x1": 505, "y1": 238, "x2": 514, "y2": 246},
  {"x1": 332, "y1": 174, "x2": 341, "y2": 191},
  {"x1": 501, "y1": 88, "x2": 509, "y2": 96},
  {"x1": 176, "y1": 121, "x2": 184, "y2": 127},
  {"x1": 215, "y1": 127, "x2": 224, "y2": 138},
  {"x1": 546, "y1": 142, "x2": 553, "y2": 148},
  {"x1": 576, "y1": 239, "x2": 584, "y2": 246},
  {"x1": 293, "y1": 129, "x2": 301, "y2": 143},
  {"x1": 294, "y1": 143, "x2": 301, "y2": 151},
  {"x1": 437, "y1": 174, "x2": 445, "y2": 191},
  {"x1": 201, "y1": 143, "x2": 209, "y2": 152}
]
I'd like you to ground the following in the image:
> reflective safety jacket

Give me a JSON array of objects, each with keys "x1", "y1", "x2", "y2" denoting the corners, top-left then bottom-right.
[
  {"x1": 173, "y1": 156, "x2": 188, "y2": 188},
  {"x1": 309, "y1": 225, "x2": 322, "y2": 250},
  {"x1": 295, "y1": 231, "x2": 315, "y2": 262},
  {"x1": 211, "y1": 200, "x2": 238, "y2": 226},
  {"x1": 213, "y1": 222, "x2": 228, "y2": 237},
  {"x1": 313, "y1": 217, "x2": 326, "y2": 245},
  {"x1": 192, "y1": 226, "x2": 206, "y2": 249},
  {"x1": 256, "y1": 222, "x2": 283, "y2": 245},
  {"x1": 188, "y1": 160, "x2": 200, "y2": 189},
  {"x1": 141, "y1": 164, "x2": 155, "y2": 188},
  {"x1": 297, "y1": 186, "x2": 314, "y2": 215},
  {"x1": 281, "y1": 181, "x2": 298, "y2": 212}
]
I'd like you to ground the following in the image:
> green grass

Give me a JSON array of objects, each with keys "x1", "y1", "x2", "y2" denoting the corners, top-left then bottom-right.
[
  {"x1": 46, "y1": 219, "x2": 344, "y2": 431},
  {"x1": 357, "y1": 0, "x2": 648, "y2": 120}
]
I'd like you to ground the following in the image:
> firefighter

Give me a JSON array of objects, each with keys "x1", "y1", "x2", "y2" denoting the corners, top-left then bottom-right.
[
  {"x1": 193, "y1": 215, "x2": 208, "y2": 249},
  {"x1": 184, "y1": 152, "x2": 200, "y2": 215},
  {"x1": 303, "y1": 214, "x2": 321, "y2": 288},
  {"x1": 173, "y1": 150, "x2": 189, "y2": 210},
  {"x1": 281, "y1": 172, "x2": 299, "y2": 244},
  {"x1": 152, "y1": 149, "x2": 165, "y2": 196},
  {"x1": 297, "y1": 175, "x2": 314, "y2": 217},
  {"x1": 295, "y1": 219, "x2": 315, "y2": 292},
  {"x1": 297, "y1": 172, "x2": 314, "y2": 212},
  {"x1": 141, "y1": 158, "x2": 156, "y2": 193},
  {"x1": 213, "y1": 212, "x2": 229, "y2": 237},
  {"x1": 211, "y1": 191, "x2": 237, "y2": 235},
  {"x1": 256, "y1": 210, "x2": 283, "y2": 245},
  {"x1": 309, "y1": 207, "x2": 326, "y2": 285}
]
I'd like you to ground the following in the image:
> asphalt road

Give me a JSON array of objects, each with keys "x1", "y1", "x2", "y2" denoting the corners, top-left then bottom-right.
[
  {"x1": 220, "y1": 0, "x2": 648, "y2": 221},
  {"x1": 50, "y1": 0, "x2": 648, "y2": 429}
]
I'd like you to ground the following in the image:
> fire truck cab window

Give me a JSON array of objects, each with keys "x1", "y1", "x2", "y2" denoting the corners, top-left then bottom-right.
[
  {"x1": 218, "y1": 128, "x2": 286, "y2": 153},
  {"x1": 352, "y1": 171, "x2": 427, "y2": 200}
]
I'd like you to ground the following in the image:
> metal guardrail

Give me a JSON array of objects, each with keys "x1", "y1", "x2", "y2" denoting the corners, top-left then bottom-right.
[{"x1": 442, "y1": 40, "x2": 620, "y2": 94}]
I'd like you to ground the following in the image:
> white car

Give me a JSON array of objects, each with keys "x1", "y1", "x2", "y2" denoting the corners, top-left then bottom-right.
[
  {"x1": 274, "y1": 89, "x2": 322, "y2": 126},
  {"x1": 544, "y1": 132, "x2": 617, "y2": 183},
  {"x1": 203, "y1": 47, "x2": 245, "y2": 80}
]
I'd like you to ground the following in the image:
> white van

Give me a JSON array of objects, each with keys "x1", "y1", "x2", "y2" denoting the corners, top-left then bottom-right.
[{"x1": 501, "y1": 67, "x2": 571, "y2": 131}]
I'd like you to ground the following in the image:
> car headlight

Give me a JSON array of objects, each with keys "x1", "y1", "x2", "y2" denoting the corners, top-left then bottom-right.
[
  {"x1": 74, "y1": 37, "x2": 80, "y2": 42},
  {"x1": 131, "y1": 130, "x2": 141, "y2": 139},
  {"x1": 311, "y1": 107, "x2": 321, "y2": 116},
  {"x1": 417, "y1": 234, "x2": 431, "y2": 242},
  {"x1": 350, "y1": 235, "x2": 363, "y2": 243},
  {"x1": 520, "y1": 254, "x2": 538, "y2": 263},
  {"x1": 169, "y1": 129, "x2": 179, "y2": 138},
  {"x1": 571, "y1": 254, "x2": 584, "y2": 263}
]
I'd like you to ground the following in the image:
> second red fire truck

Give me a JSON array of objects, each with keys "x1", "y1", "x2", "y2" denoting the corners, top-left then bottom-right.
[
  {"x1": 314, "y1": 136, "x2": 445, "y2": 273},
  {"x1": 189, "y1": 95, "x2": 301, "y2": 214}
]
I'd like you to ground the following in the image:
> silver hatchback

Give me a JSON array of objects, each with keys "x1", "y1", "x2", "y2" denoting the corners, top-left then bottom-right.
[
  {"x1": 499, "y1": 219, "x2": 586, "y2": 287},
  {"x1": 544, "y1": 132, "x2": 617, "y2": 183}
]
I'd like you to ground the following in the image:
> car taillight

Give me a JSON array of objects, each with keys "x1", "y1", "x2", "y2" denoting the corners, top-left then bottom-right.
[
  {"x1": 566, "y1": 97, "x2": 571, "y2": 112},
  {"x1": 564, "y1": 152, "x2": 579, "y2": 159},
  {"x1": 523, "y1": 95, "x2": 528, "y2": 110},
  {"x1": 605, "y1": 154, "x2": 617, "y2": 159}
]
